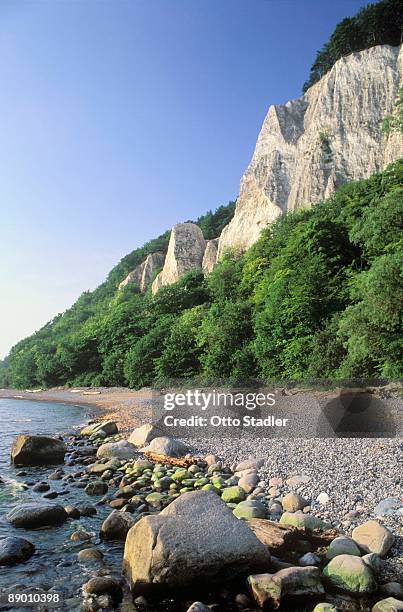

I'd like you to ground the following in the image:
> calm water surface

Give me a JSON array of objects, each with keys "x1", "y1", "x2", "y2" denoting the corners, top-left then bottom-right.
[{"x1": 0, "y1": 399, "x2": 123, "y2": 610}]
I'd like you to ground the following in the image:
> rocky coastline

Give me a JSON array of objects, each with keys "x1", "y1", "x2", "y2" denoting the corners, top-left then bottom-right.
[{"x1": 0, "y1": 405, "x2": 402, "y2": 611}]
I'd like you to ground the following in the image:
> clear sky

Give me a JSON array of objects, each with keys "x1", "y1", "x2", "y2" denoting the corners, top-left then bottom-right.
[{"x1": 0, "y1": 0, "x2": 367, "y2": 359}]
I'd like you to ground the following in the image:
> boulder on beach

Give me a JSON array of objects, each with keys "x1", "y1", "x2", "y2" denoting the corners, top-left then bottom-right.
[
  {"x1": 0, "y1": 536, "x2": 35, "y2": 566},
  {"x1": 128, "y1": 424, "x2": 163, "y2": 447},
  {"x1": 77, "y1": 548, "x2": 104, "y2": 563},
  {"x1": 221, "y1": 486, "x2": 246, "y2": 503},
  {"x1": 82, "y1": 577, "x2": 123, "y2": 604},
  {"x1": 235, "y1": 458, "x2": 264, "y2": 472},
  {"x1": 80, "y1": 421, "x2": 118, "y2": 437},
  {"x1": 186, "y1": 604, "x2": 211, "y2": 612},
  {"x1": 374, "y1": 498, "x2": 402, "y2": 517},
  {"x1": 372, "y1": 598, "x2": 403, "y2": 611},
  {"x1": 122, "y1": 490, "x2": 271, "y2": 593},
  {"x1": 97, "y1": 440, "x2": 136, "y2": 460},
  {"x1": 6, "y1": 503, "x2": 68, "y2": 528},
  {"x1": 85, "y1": 480, "x2": 108, "y2": 496},
  {"x1": 279, "y1": 511, "x2": 330, "y2": 531},
  {"x1": 248, "y1": 566, "x2": 324, "y2": 609},
  {"x1": 233, "y1": 500, "x2": 267, "y2": 519},
  {"x1": 282, "y1": 492, "x2": 309, "y2": 513},
  {"x1": 10, "y1": 435, "x2": 66, "y2": 466},
  {"x1": 327, "y1": 536, "x2": 361, "y2": 559},
  {"x1": 100, "y1": 510, "x2": 137, "y2": 541},
  {"x1": 323, "y1": 554, "x2": 377, "y2": 594},
  {"x1": 141, "y1": 436, "x2": 189, "y2": 458},
  {"x1": 238, "y1": 472, "x2": 259, "y2": 493},
  {"x1": 352, "y1": 520, "x2": 394, "y2": 556}
]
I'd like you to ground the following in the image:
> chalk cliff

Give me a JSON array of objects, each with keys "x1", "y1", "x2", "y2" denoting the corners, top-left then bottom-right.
[
  {"x1": 218, "y1": 45, "x2": 403, "y2": 256},
  {"x1": 151, "y1": 223, "x2": 206, "y2": 294},
  {"x1": 119, "y1": 252, "x2": 164, "y2": 293}
]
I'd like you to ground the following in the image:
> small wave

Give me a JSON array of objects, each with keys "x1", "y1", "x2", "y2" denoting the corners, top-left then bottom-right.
[{"x1": 13, "y1": 418, "x2": 33, "y2": 423}]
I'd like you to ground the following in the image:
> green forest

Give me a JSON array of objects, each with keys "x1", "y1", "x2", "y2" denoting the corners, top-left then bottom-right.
[
  {"x1": 1, "y1": 161, "x2": 402, "y2": 389},
  {"x1": 302, "y1": 0, "x2": 402, "y2": 92}
]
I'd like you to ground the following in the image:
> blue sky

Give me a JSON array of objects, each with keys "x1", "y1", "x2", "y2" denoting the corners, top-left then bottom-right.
[{"x1": 0, "y1": 0, "x2": 367, "y2": 358}]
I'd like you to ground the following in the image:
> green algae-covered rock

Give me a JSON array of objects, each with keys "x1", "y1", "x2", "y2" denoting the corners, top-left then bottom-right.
[
  {"x1": 145, "y1": 492, "x2": 166, "y2": 507},
  {"x1": 313, "y1": 604, "x2": 338, "y2": 612},
  {"x1": 194, "y1": 477, "x2": 209, "y2": 488},
  {"x1": 172, "y1": 469, "x2": 191, "y2": 482},
  {"x1": 201, "y1": 484, "x2": 218, "y2": 493},
  {"x1": 279, "y1": 511, "x2": 330, "y2": 531},
  {"x1": 233, "y1": 500, "x2": 266, "y2": 519},
  {"x1": 323, "y1": 554, "x2": 377, "y2": 594},
  {"x1": 211, "y1": 475, "x2": 226, "y2": 489},
  {"x1": 153, "y1": 476, "x2": 173, "y2": 491},
  {"x1": 181, "y1": 479, "x2": 196, "y2": 487},
  {"x1": 221, "y1": 486, "x2": 246, "y2": 504}
]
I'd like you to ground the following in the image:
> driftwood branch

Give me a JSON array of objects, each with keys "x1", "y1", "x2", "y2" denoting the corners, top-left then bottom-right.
[
  {"x1": 247, "y1": 519, "x2": 340, "y2": 555},
  {"x1": 143, "y1": 451, "x2": 199, "y2": 467}
]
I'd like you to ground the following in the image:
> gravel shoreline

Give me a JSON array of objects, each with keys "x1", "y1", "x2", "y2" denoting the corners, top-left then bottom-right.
[
  {"x1": 2, "y1": 386, "x2": 402, "y2": 595},
  {"x1": 185, "y1": 436, "x2": 403, "y2": 583}
]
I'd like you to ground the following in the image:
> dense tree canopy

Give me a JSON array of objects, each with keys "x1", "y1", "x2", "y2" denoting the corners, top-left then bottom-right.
[
  {"x1": 1, "y1": 162, "x2": 401, "y2": 389},
  {"x1": 302, "y1": 0, "x2": 403, "y2": 92}
]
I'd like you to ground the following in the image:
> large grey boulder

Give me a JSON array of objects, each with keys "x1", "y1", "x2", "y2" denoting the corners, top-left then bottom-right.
[
  {"x1": 151, "y1": 223, "x2": 206, "y2": 294},
  {"x1": 96, "y1": 440, "x2": 136, "y2": 460},
  {"x1": 0, "y1": 536, "x2": 35, "y2": 566},
  {"x1": 142, "y1": 436, "x2": 189, "y2": 458},
  {"x1": 6, "y1": 504, "x2": 68, "y2": 528},
  {"x1": 11, "y1": 435, "x2": 66, "y2": 466},
  {"x1": 123, "y1": 490, "x2": 271, "y2": 592},
  {"x1": 80, "y1": 421, "x2": 118, "y2": 437}
]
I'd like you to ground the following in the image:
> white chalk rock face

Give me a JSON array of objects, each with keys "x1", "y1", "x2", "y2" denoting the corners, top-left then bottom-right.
[
  {"x1": 152, "y1": 223, "x2": 206, "y2": 293},
  {"x1": 119, "y1": 252, "x2": 165, "y2": 293},
  {"x1": 202, "y1": 239, "x2": 218, "y2": 273},
  {"x1": 118, "y1": 265, "x2": 143, "y2": 291},
  {"x1": 140, "y1": 252, "x2": 165, "y2": 292},
  {"x1": 218, "y1": 45, "x2": 403, "y2": 256}
]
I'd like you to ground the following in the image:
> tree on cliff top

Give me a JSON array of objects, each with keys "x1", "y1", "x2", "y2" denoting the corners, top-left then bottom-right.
[{"x1": 303, "y1": 0, "x2": 403, "y2": 93}]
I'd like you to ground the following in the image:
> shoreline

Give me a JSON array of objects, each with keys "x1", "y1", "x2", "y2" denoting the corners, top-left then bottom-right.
[
  {"x1": 0, "y1": 387, "x2": 402, "y2": 608},
  {"x1": 0, "y1": 387, "x2": 154, "y2": 431},
  {"x1": 1, "y1": 382, "x2": 401, "y2": 434}
]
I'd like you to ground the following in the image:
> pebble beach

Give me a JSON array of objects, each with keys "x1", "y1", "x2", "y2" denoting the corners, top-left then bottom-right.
[{"x1": 0, "y1": 386, "x2": 401, "y2": 611}]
